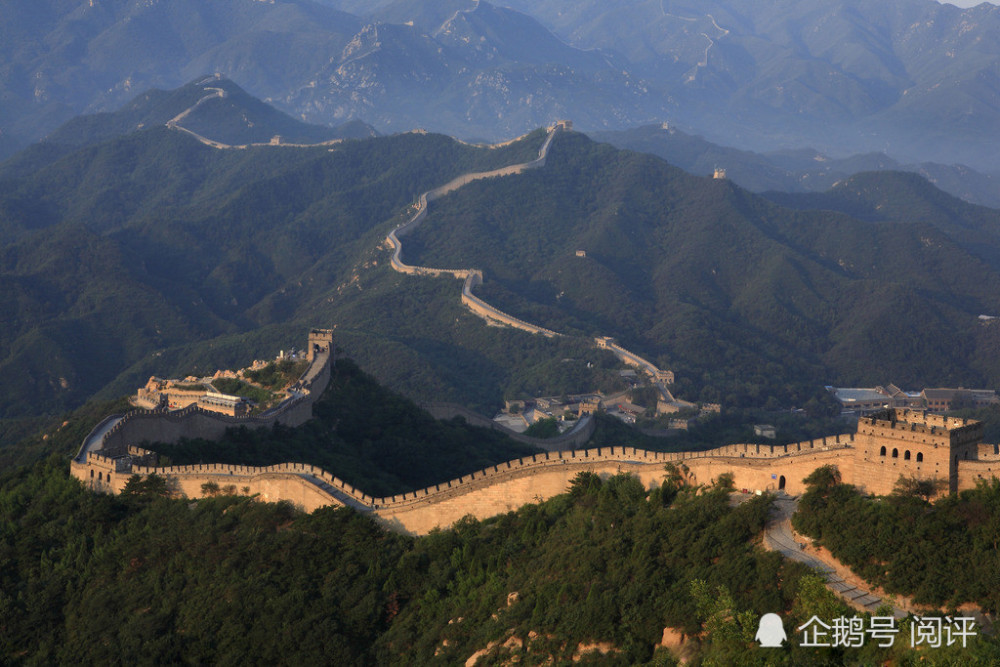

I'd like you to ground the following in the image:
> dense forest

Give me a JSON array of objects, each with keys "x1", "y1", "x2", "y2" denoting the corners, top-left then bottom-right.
[
  {"x1": 794, "y1": 466, "x2": 1000, "y2": 613},
  {"x1": 2, "y1": 358, "x2": 999, "y2": 663},
  {"x1": 4, "y1": 456, "x2": 999, "y2": 664}
]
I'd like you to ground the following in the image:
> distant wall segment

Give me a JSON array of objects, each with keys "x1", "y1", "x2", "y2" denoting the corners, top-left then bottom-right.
[
  {"x1": 385, "y1": 125, "x2": 561, "y2": 337},
  {"x1": 71, "y1": 332, "x2": 335, "y2": 494}
]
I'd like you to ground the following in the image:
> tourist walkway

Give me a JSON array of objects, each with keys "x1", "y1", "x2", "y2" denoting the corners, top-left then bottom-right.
[{"x1": 764, "y1": 495, "x2": 906, "y2": 619}]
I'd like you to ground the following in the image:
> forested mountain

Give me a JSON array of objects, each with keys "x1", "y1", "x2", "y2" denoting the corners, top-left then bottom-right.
[
  {"x1": 2, "y1": 0, "x2": 1000, "y2": 170},
  {"x1": 590, "y1": 124, "x2": 1000, "y2": 210},
  {"x1": 0, "y1": 77, "x2": 376, "y2": 180},
  {"x1": 403, "y1": 132, "x2": 1000, "y2": 404},
  {"x1": 4, "y1": 88, "x2": 1000, "y2": 427},
  {"x1": 0, "y1": 112, "x2": 557, "y2": 420}
]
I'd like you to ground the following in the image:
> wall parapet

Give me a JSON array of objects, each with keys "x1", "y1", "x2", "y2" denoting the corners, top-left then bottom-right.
[
  {"x1": 74, "y1": 418, "x2": 856, "y2": 520},
  {"x1": 72, "y1": 344, "x2": 333, "y2": 477},
  {"x1": 385, "y1": 126, "x2": 561, "y2": 337},
  {"x1": 364, "y1": 437, "x2": 854, "y2": 510}
]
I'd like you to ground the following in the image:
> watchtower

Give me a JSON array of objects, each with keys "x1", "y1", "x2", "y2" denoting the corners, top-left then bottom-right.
[
  {"x1": 853, "y1": 408, "x2": 982, "y2": 495},
  {"x1": 307, "y1": 329, "x2": 335, "y2": 362}
]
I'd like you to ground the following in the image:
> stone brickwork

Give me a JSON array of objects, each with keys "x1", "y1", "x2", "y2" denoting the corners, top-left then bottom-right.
[
  {"x1": 73, "y1": 401, "x2": 1000, "y2": 535},
  {"x1": 853, "y1": 408, "x2": 982, "y2": 494},
  {"x1": 70, "y1": 333, "x2": 334, "y2": 494}
]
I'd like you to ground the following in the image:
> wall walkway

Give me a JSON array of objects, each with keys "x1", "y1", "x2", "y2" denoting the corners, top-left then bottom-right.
[
  {"x1": 76, "y1": 424, "x2": 856, "y2": 535},
  {"x1": 384, "y1": 125, "x2": 686, "y2": 402}
]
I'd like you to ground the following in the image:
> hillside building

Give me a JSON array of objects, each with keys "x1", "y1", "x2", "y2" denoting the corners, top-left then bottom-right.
[{"x1": 829, "y1": 384, "x2": 995, "y2": 414}]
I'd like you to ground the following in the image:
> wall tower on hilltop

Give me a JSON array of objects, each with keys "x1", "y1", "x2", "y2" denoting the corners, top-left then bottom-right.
[
  {"x1": 853, "y1": 408, "x2": 982, "y2": 494},
  {"x1": 307, "y1": 329, "x2": 335, "y2": 362}
]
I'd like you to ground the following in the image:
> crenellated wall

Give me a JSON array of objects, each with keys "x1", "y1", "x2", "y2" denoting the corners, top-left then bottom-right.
[
  {"x1": 371, "y1": 440, "x2": 855, "y2": 534},
  {"x1": 75, "y1": 429, "x2": 858, "y2": 534},
  {"x1": 385, "y1": 126, "x2": 561, "y2": 337},
  {"x1": 70, "y1": 337, "x2": 334, "y2": 496}
]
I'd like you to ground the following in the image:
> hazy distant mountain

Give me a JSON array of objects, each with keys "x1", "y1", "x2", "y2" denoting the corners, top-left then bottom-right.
[
  {"x1": 589, "y1": 124, "x2": 1000, "y2": 209},
  {"x1": 0, "y1": 0, "x2": 649, "y2": 155},
  {"x1": 272, "y1": 2, "x2": 650, "y2": 138},
  {"x1": 494, "y1": 0, "x2": 1000, "y2": 169},
  {"x1": 3, "y1": 0, "x2": 1000, "y2": 169},
  {"x1": 0, "y1": 0, "x2": 363, "y2": 154}
]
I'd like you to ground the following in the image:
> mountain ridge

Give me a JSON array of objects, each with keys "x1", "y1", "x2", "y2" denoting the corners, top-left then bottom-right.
[
  {"x1": 3, "y1": 0, "x2": 999, "y2": 169},
  {"x1": 4, "y1": 82, "x2": 1000, "y2": 424}
]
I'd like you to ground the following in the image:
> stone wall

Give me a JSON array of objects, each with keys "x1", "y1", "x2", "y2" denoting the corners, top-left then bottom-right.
[
  {"x1": 71, "y1": 345, "x2": 332, "y2": 489},
  {"x1": 957, "y1": 459, "x2": 1000, "y2": 491},
  {"x1": 386, "y1": 126, "x2": 561, "y2": 337},
  {"x1": 74, "y1": 424, "x2": 859, "y2": 535},
  {"x1": 372, "y1": 441, "x2": 854, "y2": 534},
  {"x1": 460, "y1": 271, "x2": 562, "y2": 337}
]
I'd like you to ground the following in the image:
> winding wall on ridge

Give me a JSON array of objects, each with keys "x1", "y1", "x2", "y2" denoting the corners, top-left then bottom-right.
[
  {"x1": 76, "y1": 426, "x2": 859, "y2": 536},
  {"x1": 385, "y1": 126, "x2": 562, "y2": 337}
]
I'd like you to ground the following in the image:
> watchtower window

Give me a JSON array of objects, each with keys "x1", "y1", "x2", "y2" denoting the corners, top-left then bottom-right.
[
  {"x1": 879, "y1": 446, "x2": 886, "y2": 457},
  {"x1": 904, "y1": 450, "x2": 911, "y2": 461},
  {"x1": 90, "y1": 469, "x2": 94, "y2": 478},
  {"x1": 917, "y1": 452, "x2": 923, "y2": 462},
  {"x1": 892, "y1": 448, "x2": 899, "y2": 458}
]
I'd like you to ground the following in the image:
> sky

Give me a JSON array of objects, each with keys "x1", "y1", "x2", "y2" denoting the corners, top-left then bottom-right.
[{"x1": 942, "y1": 0, "x2": 999, "y2": 6}]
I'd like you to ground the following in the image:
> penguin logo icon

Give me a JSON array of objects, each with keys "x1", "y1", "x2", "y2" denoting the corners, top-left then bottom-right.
[{"x1": 756, "y1": 613, "x2": 787, "y2": 647}]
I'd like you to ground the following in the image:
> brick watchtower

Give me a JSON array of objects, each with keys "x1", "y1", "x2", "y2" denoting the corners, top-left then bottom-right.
[
  {"x1": 307, "y1": 329, "x2": 335, "y2": 362},
  {"x1": 852, "y1": 408, "x2": 982, "y2": 495}
]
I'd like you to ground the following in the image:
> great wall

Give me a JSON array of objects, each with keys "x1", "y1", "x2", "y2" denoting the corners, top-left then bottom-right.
[
  {"x1": 168, "y1": 82, "x2": 678, "y2": 405},
  {"x1": 74, "y1": 114, "x2": 1000, "y2": 540},
  {"x1": 72, "y1": 333, "x2": 1000, "y2": 537},
  {"x1": 384, "y1": 120, "x2": 687, "y2": 407}
]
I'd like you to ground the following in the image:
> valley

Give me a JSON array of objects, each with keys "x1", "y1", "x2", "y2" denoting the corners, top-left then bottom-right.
[{"x1": 4, "y1": 12, "x2": 1000, "y2": 658}]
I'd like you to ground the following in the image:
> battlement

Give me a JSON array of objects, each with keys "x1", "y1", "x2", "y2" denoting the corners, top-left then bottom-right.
[
  {"x1": 73, "y1": 421, "x2": 858, "y2": 532},
  {"x1": 71, "y1": 332, "x2": 334, "y2": 495},
  {"x1": 858, "y1": 408, "x2": 983, "y2": 445},
  {"x1": 307, "y1": 329, "x2": 334, "y2": 362}
]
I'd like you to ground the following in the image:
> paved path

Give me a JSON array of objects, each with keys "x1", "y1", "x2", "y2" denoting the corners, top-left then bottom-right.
[
  {"x1": 764, "y1": 496, "x2": 906, "y2": 619},
  {"x1": 74, "y1": 414, "x2": 124, "y2": 463}
]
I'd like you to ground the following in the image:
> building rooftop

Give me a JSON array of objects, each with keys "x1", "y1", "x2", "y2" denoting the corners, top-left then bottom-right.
[{"x1": 831, "y1": 387, "x2": 889, "y2": 404}]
